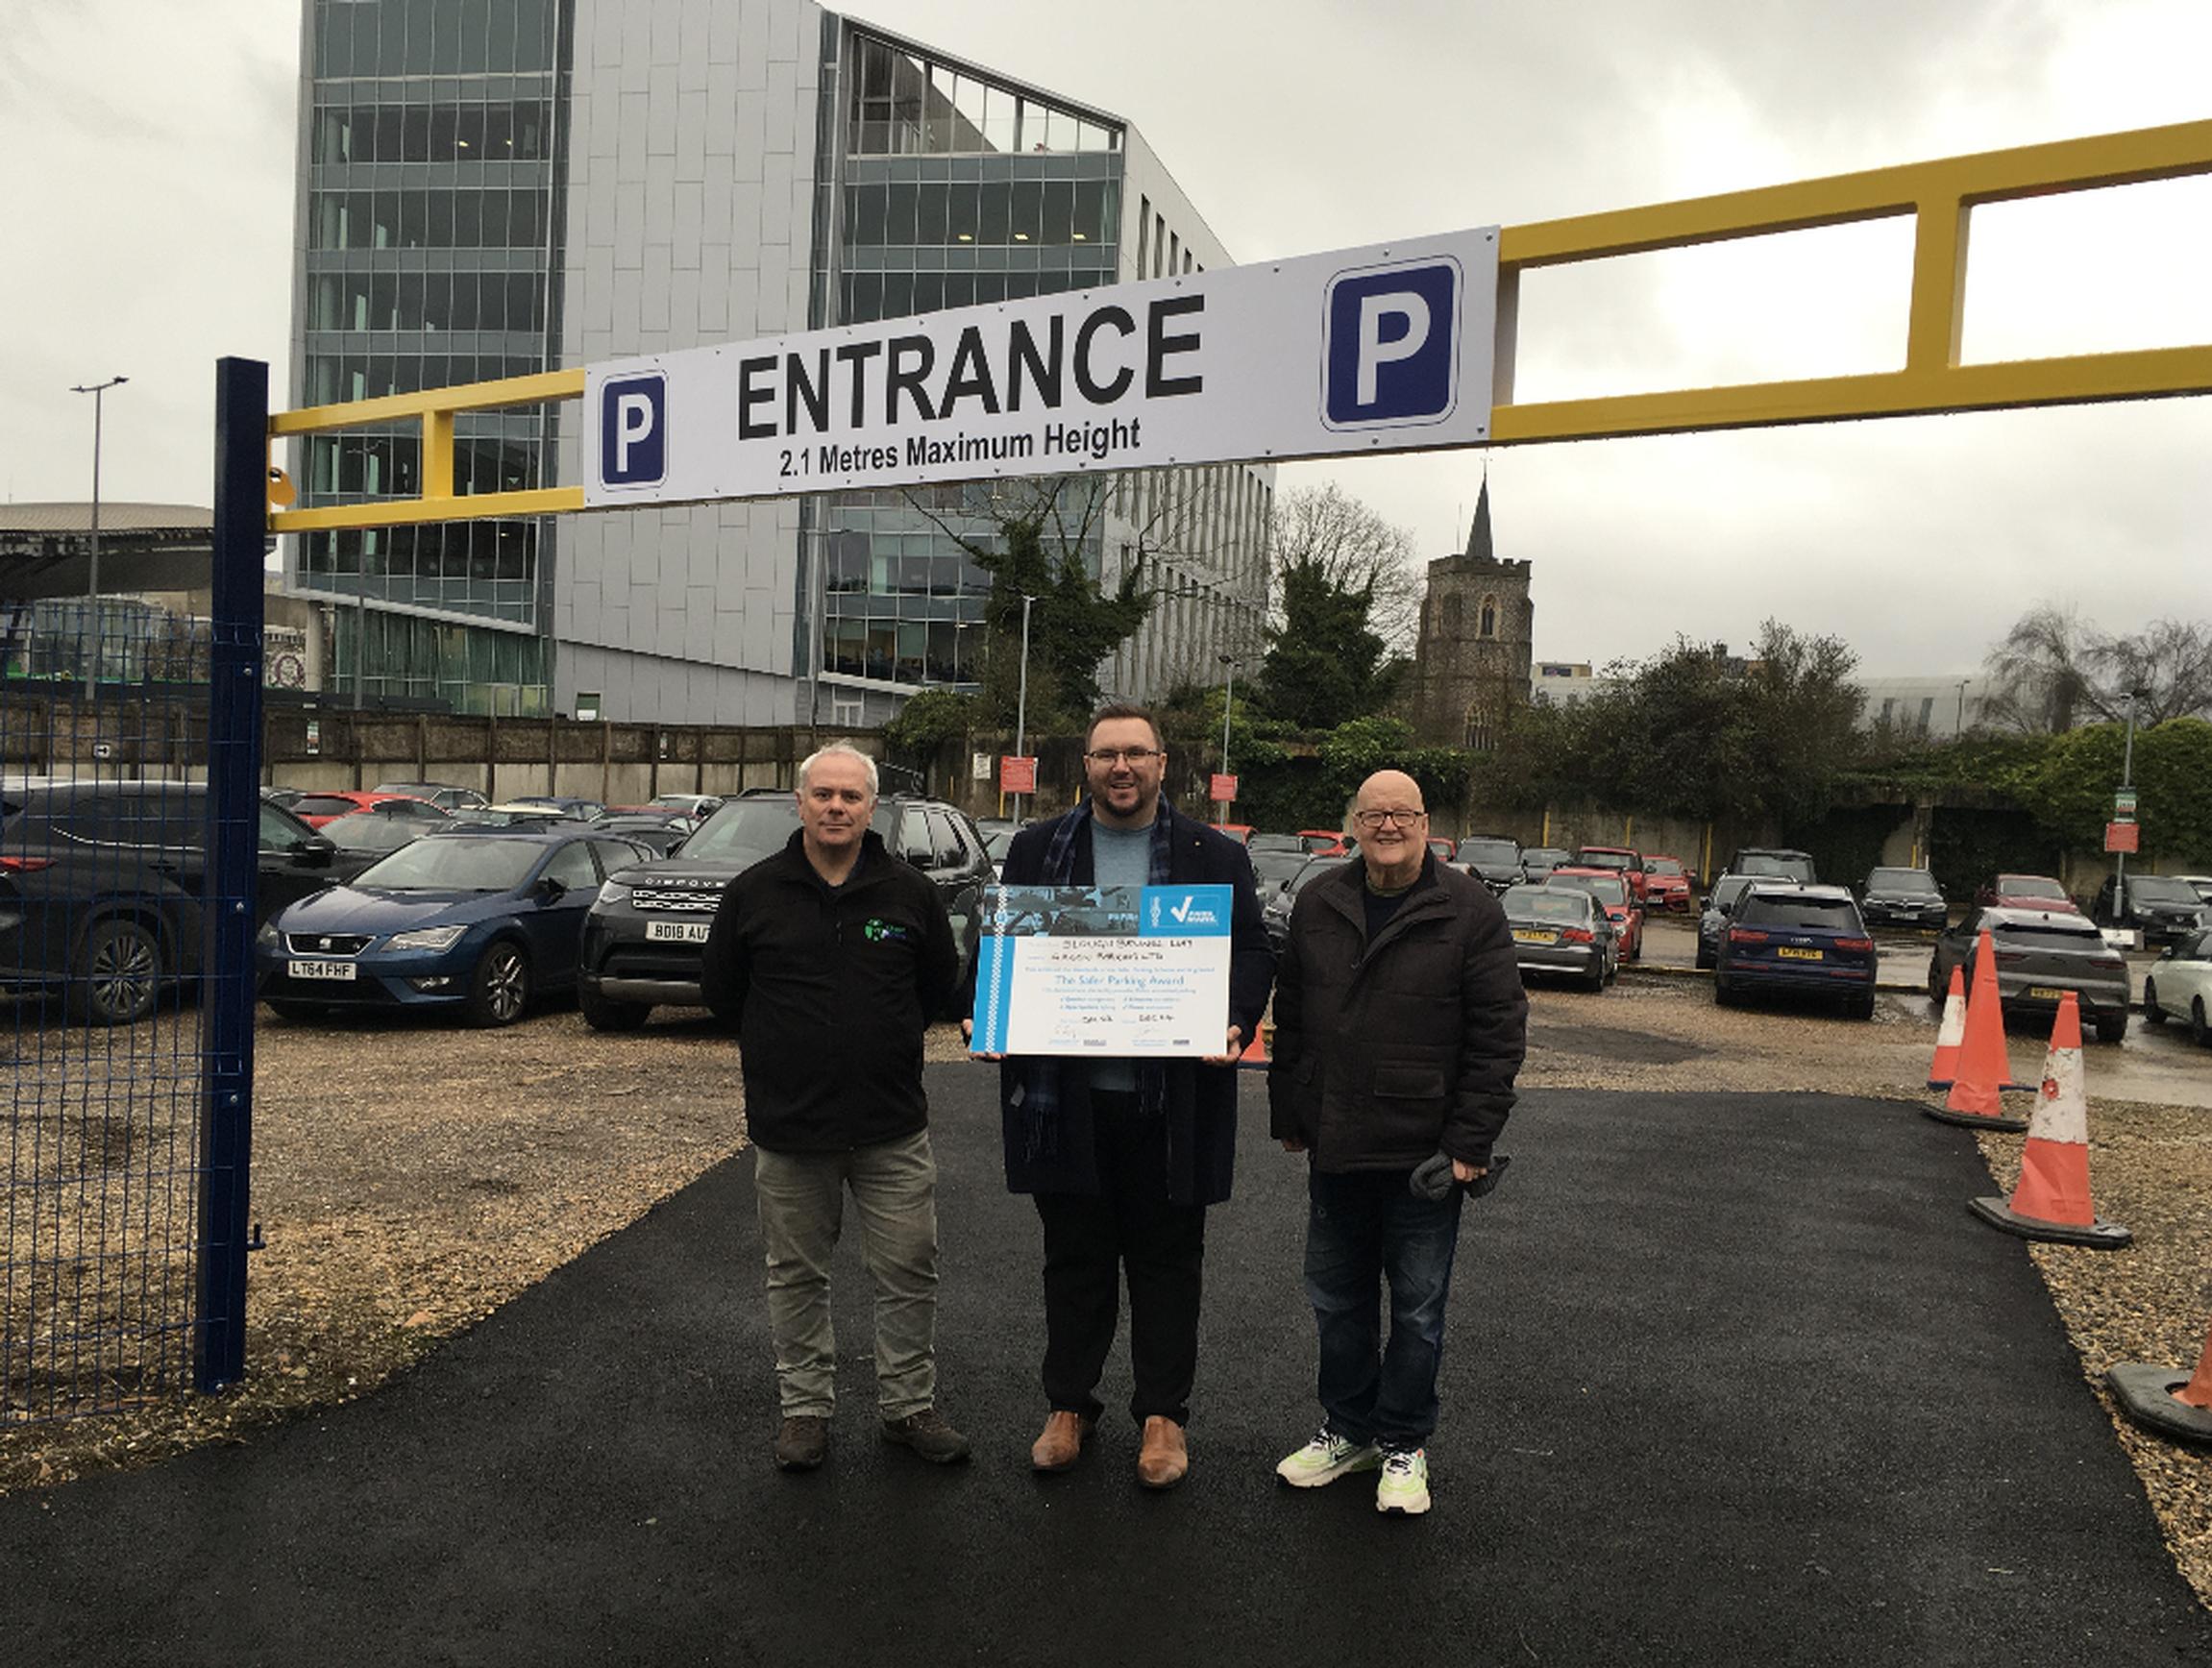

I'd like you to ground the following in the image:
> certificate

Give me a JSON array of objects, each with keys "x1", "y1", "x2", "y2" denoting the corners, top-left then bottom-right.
[{"x1": 969, "y1": 885, "x2": 1233, "y2": 1057}]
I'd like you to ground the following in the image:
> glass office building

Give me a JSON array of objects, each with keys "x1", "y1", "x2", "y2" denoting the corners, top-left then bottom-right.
[{"x1": 290, "y1": 1, "x2": 1267, "y2": 724}]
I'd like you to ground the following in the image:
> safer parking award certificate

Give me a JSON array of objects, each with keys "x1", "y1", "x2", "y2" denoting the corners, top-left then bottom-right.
[{"x1": 969, "y1": 885, "x2": 1233, "y2": 1057}]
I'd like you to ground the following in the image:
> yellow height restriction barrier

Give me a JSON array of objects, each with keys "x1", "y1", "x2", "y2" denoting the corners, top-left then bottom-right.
[{"x1": 267, "y1": 119, "x2": 2212, "y2": 534}]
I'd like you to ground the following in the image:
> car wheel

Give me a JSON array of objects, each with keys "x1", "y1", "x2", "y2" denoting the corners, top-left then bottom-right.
[
  {"x1": 1846, "y1": 991, "x2": 1876, "y2": 1021},
  {"x1": 2192, "y1": 999, "x2": 2210, "y2": 1049},
  {"x1": 465, "y1": 940, "x2": 531, "y2": 1028},
  {"x1": 66, "y1": 919, "x2": 162, "y2": 1026},
  {"x1": 1713, "y1": 970, "x2": 1737, "y2": 1007},
  {"x1": 265, "y1": 999, "x2": 330, "y2": 1023},
  {"x1": 2142, "y1": 980, "x2": 2165, "y2": 1025},
  {"x1": 578, "y1": 985, "x2": 650, "y2": 1032},
  {"x1": 1694, "y1": 944, "x2": 1713, "y2": 970},
  {"x1": 1927, "y1": 962, "x2": 1944, "y2": 1004},
  {"x1": 2096, "y1": 1011, "x2": 2128, "y2": 1045},
  {"x1": 1582, "y1": 959, "x2": 1607, "y2": 993}
]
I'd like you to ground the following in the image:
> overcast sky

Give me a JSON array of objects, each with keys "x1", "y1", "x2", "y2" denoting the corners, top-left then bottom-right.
[{"x1": 2, "y1": 0, "x2": 2206, "y2": 677}]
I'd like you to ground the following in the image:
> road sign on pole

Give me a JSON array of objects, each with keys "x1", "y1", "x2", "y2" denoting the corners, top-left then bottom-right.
[
  {"x1": 2115, "y1": 789, "x2": 2138, "y2": 819},
  {"x1": 999, "y1": 755, "x2": 1037, "y2": 796},
  {"x1": 1209, "y1": 773, "x2": 1239, "y2": 803},
  {"x1": 2105, "y1": 821, "x2": 2139, "y2": 854}
]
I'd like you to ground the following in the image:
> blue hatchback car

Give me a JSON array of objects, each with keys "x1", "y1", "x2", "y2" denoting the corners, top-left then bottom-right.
[
  {"x1": 1712, "y1": 883, "x2": 1880, "y2": 1019},
  {"x1": 255, "y1": 826, "x2": 651, "y2": 1026}
]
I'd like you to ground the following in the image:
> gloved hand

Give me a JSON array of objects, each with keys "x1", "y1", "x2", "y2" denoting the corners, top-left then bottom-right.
[{"x1": 1409, "y1": 1152, "x2": 1511, "y2": 1201}]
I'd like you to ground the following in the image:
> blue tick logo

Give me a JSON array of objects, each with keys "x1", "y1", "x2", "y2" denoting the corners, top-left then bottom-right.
[
  {"x1": 600, "y1": 373, "x2": 666, "y2": 487},
  {"x1": 1321, "y1": 258, "x2": 1462, "y2": 430}
]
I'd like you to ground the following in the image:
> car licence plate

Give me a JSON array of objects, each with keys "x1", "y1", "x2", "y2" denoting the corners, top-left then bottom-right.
[
  {"x1": 1776, "y1": 946, "x2": 1824, "y2": 961},
  {"x1": 289, "y1": 959, "x2": 356, "y2": 981},
  {"x1": 2028, "y1": 985, "x2": 2067, "y2": 999},
  {"x1": 646, "y1": 920, "x2": 713, "y2": 944},
  {"x1": 1512, "y1": 928, "x2": 1559, "y2": 944}
]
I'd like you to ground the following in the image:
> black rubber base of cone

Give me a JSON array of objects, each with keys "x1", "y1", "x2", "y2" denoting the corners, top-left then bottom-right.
[
  {"x1": 2105, "y1": 1363, "x2": 2212, "y2": 1446},
  {"x1": 1968, "y1": 1195, "x2": 2132, "y2": 1248},
  {"x1": 1922, "y1": 1104, "x2": 2029, "y2": 1134}
]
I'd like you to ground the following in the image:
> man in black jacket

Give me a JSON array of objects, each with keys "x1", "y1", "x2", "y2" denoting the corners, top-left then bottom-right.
[
  {"x1": 1267, "y1": 769, "x2": 1526, "y2": 1517},
  {"x1": 700, "y1": 742, "x2": 969, "y2": 1473},
  {"x1": 987, "y1": 702, "x2": 1274, "y2": 1490}
]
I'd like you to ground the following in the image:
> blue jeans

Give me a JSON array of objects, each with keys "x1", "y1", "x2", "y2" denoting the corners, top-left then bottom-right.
[{"x1": 1302, "y1": 1167, "x2": 1463, "y2": 1451}]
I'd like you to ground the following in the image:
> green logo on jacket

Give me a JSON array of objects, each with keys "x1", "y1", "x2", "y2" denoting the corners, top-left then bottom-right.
[{"x1": 863, "y1": 918, "x2": 912, "y2": 944}]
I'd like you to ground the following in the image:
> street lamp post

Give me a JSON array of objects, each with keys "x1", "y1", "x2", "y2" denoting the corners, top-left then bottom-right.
[
  {"x1": 1955, "y1": 678, "x2": 1969, "y2": 738},
  {"x1": 2116, "y1": 690, "x2": 2141, "y2": 921},
  {"x1": 69, "y1": 375, "x2": 128, "y2": 681},
  {"x1": 1013, "y1": 592, "x2": 1036, "y2": 822},
  {"x1": 1217, "y1": 651, "x2": 1239, "y2": 824}
]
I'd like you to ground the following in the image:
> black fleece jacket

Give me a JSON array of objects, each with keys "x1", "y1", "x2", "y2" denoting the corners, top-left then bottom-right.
[{"x1": 699, "y1": 828, "x2": 958, "y2": 1153}]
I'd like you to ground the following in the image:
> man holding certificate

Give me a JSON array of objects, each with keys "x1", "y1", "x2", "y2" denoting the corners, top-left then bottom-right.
[{"x1": 989, "y1": 702, "x2": 1274, "y2": 1490}]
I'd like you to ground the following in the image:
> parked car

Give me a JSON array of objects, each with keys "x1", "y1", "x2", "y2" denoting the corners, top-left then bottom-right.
[
  {"x1": 260, "y1": 786, "x2": 307, "y2": 809},
  {"x1": 0, "y1": 779, "x2": 342, "y2": 1024},
  {"x1": 1714, "y1": 884, "x2": 1878, "y2": 1018},
  {"x1": 1500, "y1": 882, "x2": 1617, "y2": 992},
  {"x1": 1521, "y1": 846, "x2": 1571, "y2": 883},
  {"x1": 506, "y1": 794, "x2": 608, "y2": 822},
  {"x1": 320, "y1": 807, "x2": 436, "y2": 880},
  {"x1": 1926, "y1": 906, "x2": 2130, "y2": 1042},
  {"x1": 1248, "y1": 847, "x2": 1314, "y2": 900},
  {"x1": 647, "y1": 793, "x2": 725, "y2": 820},
  {"x1": 2092, "y1": 872, "x2": 2206, "y2": 944},
  {"x1": 447, "y1": 802, "x2": 589, "y2": 828},
  {"x1": 1263, "y1": 855, "x2": 1352, "y2": 955},
  {"x1": 1214, "y1": 822, "x2": 1256, "y2": 846},
  {"x1": 371, "y1": 780, "x2": 489, "y2": 813},
  {"x1": 1858, "y1": 866, "x2": 1949, "y2": 931},
  {"x1": 1247, "y1": 832, "x2": 1306, "y2": 856},
  {"x1": 981, "y1": 825, "x2": 1016, "y2": 880},
  {"x1": 1723, "y1": 847, "x2": 1818, "y2": 884},
  {"x1": 588, "y1": 813, "x2": 699, "y2": 858},
  {"x1": 1975, "y1": 872, "x2": 2079, "y2": 915},
  {"x1": 578, "y1": 791, "x2": 993, "y2": 1030},
  {"x1": 256, "y1": 826, "x2": 652, "y2": 1028},
  {"x1": 1695, "y1": 874, "x2": 1760, "y2": 969},
  {"x1": 1639, "y1": 853, "x2": 1693, "y2": 913},
  {"x1": 1570, "y1": 846, "x2": 1647, "y2": 904},
  {"x1": 1546, "y1": 868, "x2": 1644, "y2": 961},
  {"x1": 285, "y1": 790, "x2": 448, "y2": 830},
  {"x1": 2142, "y1": 927, "x2": 2212, "y2": 1044},
  {"x1": 1455, "y1": 835, "x2": 1525, "y2": 895},
  {"x1": 2174, "y1": 875, "x2": 2212, "y2": 906},
  {"x1": 1296, "y1": 829, "x2": 1353, "y2": 858},
  {"x1": 1425, "y1": 836, "x2": 1457, "y2": 864}
]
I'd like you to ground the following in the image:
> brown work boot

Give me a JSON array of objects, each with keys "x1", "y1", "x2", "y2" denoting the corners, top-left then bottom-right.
[
  {"x1": 1031, "y1": 1410, "x2": 1094, "y2": 1473},
  {"x1": 774, "y1": 1414, "x2": 829, "y2": 1471},
  {"x1": 882, "y1": 1408, "x2": 971, "y2": 1464},
  {"x1": 1136, "y1": 1416, "x2": 1188, "y2": 1490}
]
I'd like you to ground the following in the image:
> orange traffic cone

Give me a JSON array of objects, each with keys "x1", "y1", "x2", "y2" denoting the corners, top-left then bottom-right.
[
  {"x1": 1968, "y1": 993, "x2": 2129, "y2": 1247},
  {"x1": 2106, "y1": 1318, "x2": 2212, "y2": 1447},
  {"x1": 1923, "y1": 930, "x2": 2030, "y2": 1131},
  {"x1": 1926, "y1": 966, "x2": 1966, "y2": 1090}
]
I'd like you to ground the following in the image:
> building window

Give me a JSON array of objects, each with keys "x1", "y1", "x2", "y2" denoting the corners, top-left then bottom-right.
[{"x1": 1480, "y1": 596, "x2": 1497, "y2": 639}]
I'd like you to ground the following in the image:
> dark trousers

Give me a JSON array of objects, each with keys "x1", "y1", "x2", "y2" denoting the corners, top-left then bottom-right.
[
  {"x1": 1304, "y1": 1167, "x2": 1464, "y2": 1451},
  {"x1": 1032, "y1": 1093, "x2": 1207, "y2": 1427}
]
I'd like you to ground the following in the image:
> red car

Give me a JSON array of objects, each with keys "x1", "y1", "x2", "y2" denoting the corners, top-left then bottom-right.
[
  {"x1": 1427, "y1": 837, "x2": 1457, "y2": 864},
  {"x1": 1641, "y1": 853, "x2": 1693, "y2": 913},
  {"x1": 1571, "y1": 846, "x2": 1648, "y2": 905},
  {"x1": 283, "y1": 790, "x2": 447, "y2": 830},
  {"x1": 1548, "y1": 867, "x2": 1644, "y2": 960},
  {"x1": 1297, "y1": 828, "x2": 1353, "y2": 858},
  {"x1": 1976, "y1": 873, "x2": 2082, "y2": 915}
]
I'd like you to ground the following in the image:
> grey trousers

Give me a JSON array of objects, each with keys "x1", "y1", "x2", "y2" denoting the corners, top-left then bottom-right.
[{"x1": 751, "y1": 1129, "x2": 940, "y2": 1420}]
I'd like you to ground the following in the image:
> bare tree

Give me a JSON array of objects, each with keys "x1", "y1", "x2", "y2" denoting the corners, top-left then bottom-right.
[
  {"x1": 2089, "y1": 618, "x2": 2212, "y2": 724},
  {"x1": 1984, "y1": 605, "x2": 2212, "y2": 730},
  {"x1": 1266, "y1": 482, "x2": 1424, "y2": 652}
]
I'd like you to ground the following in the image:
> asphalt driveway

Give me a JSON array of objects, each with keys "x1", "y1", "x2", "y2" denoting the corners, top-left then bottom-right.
[{"x1": 8, "y1": 1069, "x2": 2207, "y2": 1667}]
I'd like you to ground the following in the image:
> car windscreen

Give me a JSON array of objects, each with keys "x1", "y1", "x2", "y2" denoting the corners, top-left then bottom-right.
[
  {"x1": 326, "y1": 815, "x2": 420, "y2": 853},
  {"x1": 1251, "y1": 852, "x2": 1310, "y2": 884},
  {"x1": 1994, "y1": 923, "x2": 2104, "y2": 952},
  {"x1": 355, "y1": 835, "x2": 544, "y2": 892},
  {"x1": 1458, "y1": 839, "x2": 1520, "y2": 865},
  {"x1": 1998, "y1": 875, "x2": 2067, "y2": 899},
  {"x1": 290, "y1": 795, "x2": 360, "y2": 820},
  {"x1": 1550, "y1": 874, "x2": 1627, "y2": 906},
  {"x1": 1289, "y1": 858, "x2": 1349, "y2": 894},
  {"x1": 2124, "y1": 876, "x2": 2199, "y2": 903},
  {"x1": 682, "y1": 799, "x2": 895, "y2": 867},
  {"x1": 1645, "y1": 858, "x2": 1684, "y2": 876},
  {"x1": 1868, "y1": 869, "x2": 1937, "y2": 892},
  {"x1": 1505, "y1": 887, "x2": 1588, "y2": 922},
  {"x1": 1710, "y1": 876, "x2": 1754, "y2": 911},
  {"x1": 1737, "y1": 855, "x2": 1811, "y2": 878},
  {"x1": 1574, "y1": 851, "x2": 1632, "y2": 871},
  {"x1": 1737, "y1": 896, "x2": 1862, "y2": 931}
]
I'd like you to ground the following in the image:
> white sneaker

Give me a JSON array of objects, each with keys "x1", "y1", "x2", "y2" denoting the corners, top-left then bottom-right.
[
  {"x1": 1274, "y1": 1428, "x2": 1383, "y2": 1488},
  {"x1": 1375, "y1": 1447, "x2": 1431, "y2": 1515}
]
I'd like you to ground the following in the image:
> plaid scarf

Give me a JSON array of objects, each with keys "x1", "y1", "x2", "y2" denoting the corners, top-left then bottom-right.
[{"x1": 1019, "y1": 799, "x2": 1175, "y2": 1165}]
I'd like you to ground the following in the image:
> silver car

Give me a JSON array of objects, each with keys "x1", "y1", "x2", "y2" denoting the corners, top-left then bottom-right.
[
  {"x1": 1501, "y1": 883, "x2": 1618, "y2": 991},
  {"x1": 1927, "y1": 906, "x2": 2132, "y2": 1042}
]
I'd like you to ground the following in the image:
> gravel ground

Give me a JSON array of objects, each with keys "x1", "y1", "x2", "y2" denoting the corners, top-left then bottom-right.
[{"x1": 2, "y1": 980, "x2": 2205, "y2": 1609}]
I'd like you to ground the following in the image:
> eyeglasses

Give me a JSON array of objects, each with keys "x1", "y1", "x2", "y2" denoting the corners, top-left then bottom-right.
[
  {"x1": 1085, "y1": 748, "x2": 1162, "y2": 765},
  {"x1": 1352, "y1": 809, "x2": 1428, "y2": 829}
]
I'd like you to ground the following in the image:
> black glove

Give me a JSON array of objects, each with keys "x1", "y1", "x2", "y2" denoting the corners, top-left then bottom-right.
[{"x1": 1409, "y1": 1151, "x2": 1512, "y2": 1202}]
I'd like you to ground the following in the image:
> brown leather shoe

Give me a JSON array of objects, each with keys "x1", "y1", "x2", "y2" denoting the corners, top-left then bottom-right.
[
  {"x1": 1136, "y1": 1416, "x2": 1188, "y2": 1490},
  {"x1": 1031, "y1": 1410, "x2": 1093, "y2": 1473}
]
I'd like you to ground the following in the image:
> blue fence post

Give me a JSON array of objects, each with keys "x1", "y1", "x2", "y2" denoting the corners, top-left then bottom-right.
[{"x1": 196, "y1": 356, "x2": 268, "y2": 1392}]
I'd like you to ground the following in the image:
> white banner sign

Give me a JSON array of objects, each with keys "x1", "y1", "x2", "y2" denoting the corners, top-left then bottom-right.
[{"x1": 582, "y1": 228, "x2": 1499, "y2": 508}]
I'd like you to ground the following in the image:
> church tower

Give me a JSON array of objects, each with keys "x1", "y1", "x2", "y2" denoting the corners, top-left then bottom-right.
[{"x1": 1405, "y1": 479, "x2": 1533, "y2": 747}]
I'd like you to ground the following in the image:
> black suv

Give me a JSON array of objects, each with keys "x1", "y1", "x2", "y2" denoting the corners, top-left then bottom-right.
[
  {"x1": 1723, "y1": 846, "x2": 1818, "y2": 883},
  {"x1": 578, "y1": 788, "x2": 994, "y2": 1030},
  {"x1": 0, "y1": 777, "x2": 338, "y2": 1024},
  {"x1": 2093, "y1": 872, "x2": 2206, "y2": 944}
]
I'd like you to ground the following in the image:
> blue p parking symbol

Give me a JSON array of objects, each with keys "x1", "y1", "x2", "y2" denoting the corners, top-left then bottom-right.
[
  {"x1": 600, "y1": 373, "x2": 666, "y2": 487},
  {"x1": 1321, "y1": 259, "x2": 1462, "y2": 430}
]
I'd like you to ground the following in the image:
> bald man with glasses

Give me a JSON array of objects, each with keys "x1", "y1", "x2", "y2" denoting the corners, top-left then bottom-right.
[{"x1": 1266, "y1": 770, "x2": 1526, "y2": 1516}]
